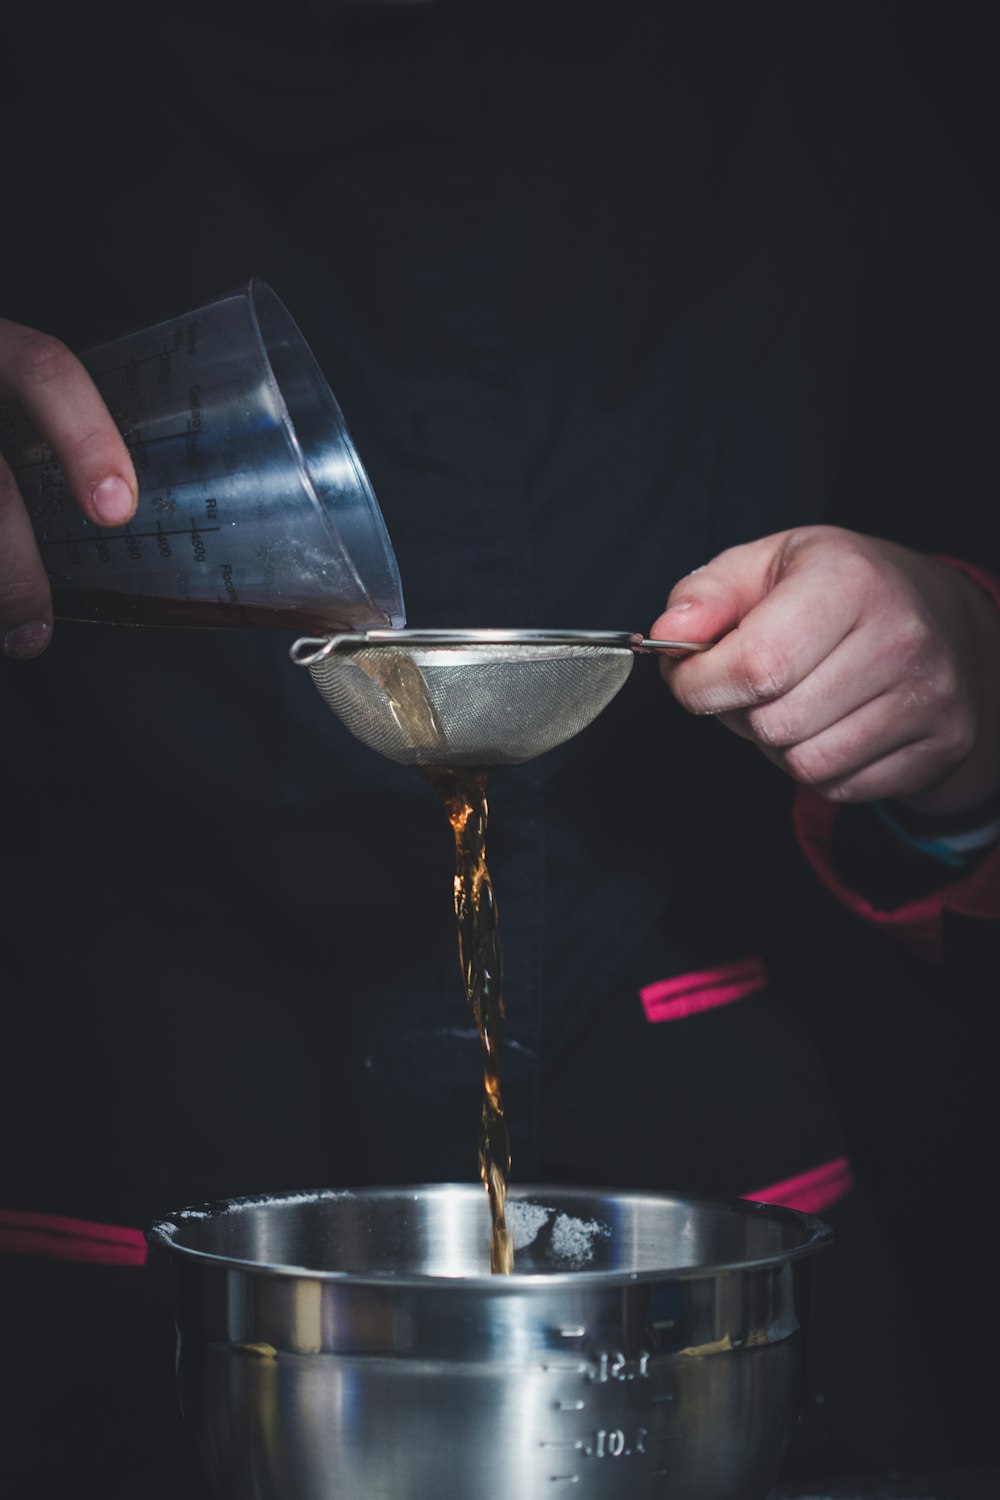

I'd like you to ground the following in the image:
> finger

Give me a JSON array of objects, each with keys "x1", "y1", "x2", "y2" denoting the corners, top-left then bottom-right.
[
  {"x1": 735, "y1": 625, "x2": 915, "y2": 750},
  {"x1": 652, "y1": 530, "x2": 870, "y2": 716},
  {"x1": 0, "y1": 321, "x2": 137, "y2": 527},
  {"x1": 650, "y1": 536, "x2": 786, "y2": 653},
  {"x1": 808, "y1": 741, "x2": 963, "y2": 804},
  {"x1": 752, "y1": 688, "x2": 975, "y2": 803},
  {"x1": 665, "y1": 572, "x2": 861, "y2": 718},
  {"x1": 0, "y1": 452, "x2": 53, "y2": 658}
]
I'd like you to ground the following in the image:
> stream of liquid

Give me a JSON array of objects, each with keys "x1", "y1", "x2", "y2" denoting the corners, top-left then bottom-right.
[
  {"x1": 349, "y1": 649, "x2": 513, "y2": 1272},
  {"x1": 425, "y1": 767, "x2": 513, "y2": 1275}
]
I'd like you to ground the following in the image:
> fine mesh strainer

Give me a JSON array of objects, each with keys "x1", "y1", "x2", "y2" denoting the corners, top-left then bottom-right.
[{"x1": 289, "y1": 629, "x2": 711, "y2": 767}]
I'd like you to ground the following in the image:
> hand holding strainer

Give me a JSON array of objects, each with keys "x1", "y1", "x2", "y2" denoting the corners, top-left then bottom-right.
[{"x1": 290, "y1": 628, "x2": 712, "y2": 767}]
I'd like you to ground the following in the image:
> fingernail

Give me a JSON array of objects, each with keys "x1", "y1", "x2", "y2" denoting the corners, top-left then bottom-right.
[
  {"x1": 3, "y1": 620, "x2": 51, "y2": 660},
  {"x1": 664, "y1": 599, "x2": 694, "y2": 612},
  {"x1": 93, "y1": 475, "x2": 135, "y2": 525}
]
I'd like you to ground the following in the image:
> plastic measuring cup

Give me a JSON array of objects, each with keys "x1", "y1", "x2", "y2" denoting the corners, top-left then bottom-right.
[{"x1": 0, "y1": 278, "x2": 405, "y2": 631}]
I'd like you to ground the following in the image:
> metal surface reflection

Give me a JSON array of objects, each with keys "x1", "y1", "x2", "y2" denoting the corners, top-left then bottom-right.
[{"x1": 148, "y1": 1184, "x2": 831, "y2": 1500}]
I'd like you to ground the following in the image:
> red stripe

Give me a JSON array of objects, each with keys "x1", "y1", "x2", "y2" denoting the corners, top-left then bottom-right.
[
  {"x1": 640, "y1": 956, "x2": 767, "y2": 1023},
  {"x1": 791, "y1": 557, "x2": 1000, "y2": 963},
  {"x1": 794, "y1": 789, "x2": 948, "y2": 959},
  {"x1": 743, "y1": 1155, "x2": 854, "y2": 1215},
  {"x1": 0, "y1": 1209, "x2": 147, "y2": 1266},
  {"x1": 793, "y1": 787, "x2": 1000, "y2": 963},
  {"x1": 935, "y1": 556, "x2": 1000, "y2": 617}
]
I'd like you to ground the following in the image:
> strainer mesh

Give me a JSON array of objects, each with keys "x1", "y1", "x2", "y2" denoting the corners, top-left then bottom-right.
[{"x1": 308, "y1": 644, "x2": 635, "y2": 766}]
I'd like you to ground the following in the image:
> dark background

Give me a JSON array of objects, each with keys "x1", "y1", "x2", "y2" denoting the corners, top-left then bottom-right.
[
  {"x1": 833, "y1": 2, "x2": 995, "y2": 206},
  {"x1": 802, "y1": 3, "x2": 998, "y2": 1477},
  {"x1": 1, "y1": 1, "x2": 997, "y2": 1492}
]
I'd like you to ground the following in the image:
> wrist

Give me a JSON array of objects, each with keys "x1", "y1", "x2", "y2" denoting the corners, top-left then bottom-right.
[
  {"x1": 871, "y1": 794, "x2": 1000, "y2": 873},
  {"x1": 898, "y1": 557, "x2": 1000, "y2": 818}
]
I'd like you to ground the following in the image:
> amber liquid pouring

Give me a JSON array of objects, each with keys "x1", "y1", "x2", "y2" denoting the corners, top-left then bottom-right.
[{"x1": 426, "y1": 768, "x2": 513, "y2": 1275}]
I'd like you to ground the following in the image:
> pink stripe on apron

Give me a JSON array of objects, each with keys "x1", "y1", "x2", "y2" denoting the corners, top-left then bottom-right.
[
  {"x1": 744, "y1": 1155, "x2": 855, "y2": 1215},
  {"x1": 0, "y1": 1208, "x2": 147, "y2": 1265},
  {"x1": 640, "y1": 956, "x2": 767, "y2": 1023}
]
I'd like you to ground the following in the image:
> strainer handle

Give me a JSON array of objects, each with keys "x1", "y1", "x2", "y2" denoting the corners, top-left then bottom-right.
[
  {"x1": 635, "y1": 638, "x2": 715, "y2": 654},
  {"x1": 289, "y1": 634, "x2": 365, "y2": 666}
]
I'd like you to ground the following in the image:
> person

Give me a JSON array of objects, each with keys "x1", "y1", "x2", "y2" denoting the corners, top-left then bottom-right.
[{"x1": 2, "y1": 1, "x2": 998, "y2": 1493}]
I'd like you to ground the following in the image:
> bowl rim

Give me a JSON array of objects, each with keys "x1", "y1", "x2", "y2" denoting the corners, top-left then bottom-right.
[{"x1": 145, "y1": 1182, "x2": 834, "y2": 1289}]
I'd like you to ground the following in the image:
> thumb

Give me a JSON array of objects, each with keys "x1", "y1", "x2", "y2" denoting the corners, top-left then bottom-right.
[
  {"x1": 650, "y1": 535, "x2": 791, "y2": 648},
  {"x1": 649, "y1": 570, "x2": 732, "y2": 648}
]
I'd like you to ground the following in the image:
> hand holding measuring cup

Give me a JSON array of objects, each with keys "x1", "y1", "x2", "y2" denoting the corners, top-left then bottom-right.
[
  {"x1": 0, "y1": 319, "x2": 138, "y2": 658},
  {"x1": 0, "y1": 279, "x2": 404, "y2": 655}
]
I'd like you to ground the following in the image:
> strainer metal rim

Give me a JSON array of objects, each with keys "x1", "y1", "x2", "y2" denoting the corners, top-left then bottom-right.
[{"x1": 290, "y1": 628, "x2": 710, "y2": 667}]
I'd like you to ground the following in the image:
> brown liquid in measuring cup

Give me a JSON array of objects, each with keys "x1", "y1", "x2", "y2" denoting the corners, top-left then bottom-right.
[
  {"x1": 425, "y1": 768, "x2": 514, "y2": 1276},
  {"x1": 49, "y1": 587, "x2": 357, "y2": 632}
]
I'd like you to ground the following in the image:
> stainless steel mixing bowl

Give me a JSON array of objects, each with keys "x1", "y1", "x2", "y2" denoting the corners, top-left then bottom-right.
[{"x1": 146, "y1": 1184, "x2": 832, "y2": 1500}]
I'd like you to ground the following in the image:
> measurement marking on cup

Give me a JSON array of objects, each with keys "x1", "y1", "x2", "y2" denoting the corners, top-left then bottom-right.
[
  {"x1": 156, "y1": 520, "x2": 173, "y2": 558},
  {"x1": 37, "y1": 526, "x2": 221, "y2": 549},
  {"x1": 9, "y1": 453, "x2": 65, "y2": 472},
  {"x1": 7, "y1": 427, "x2": 192, "y2": 474},
  {"x1": 129, "y1": 429, "x2": 202, "y2": 450},
  {"x1": 556, "y1": 1400, "x2": 585, "y2": 1411},
  {"x1": 557, "y1": 1326, "x2": 586, "y2": 1338},
  {"x1": 90, "y1": 345, "x2": 180, "y2": 381}
]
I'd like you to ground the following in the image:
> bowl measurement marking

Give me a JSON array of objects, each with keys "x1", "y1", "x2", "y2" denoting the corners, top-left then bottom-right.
[
  {"x1": 540, "y1": 1345, "x2": 677, "y2": 1483},
  {"x1": 589, "y1": 1349, "x2": 651, "y2": 1383}
]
